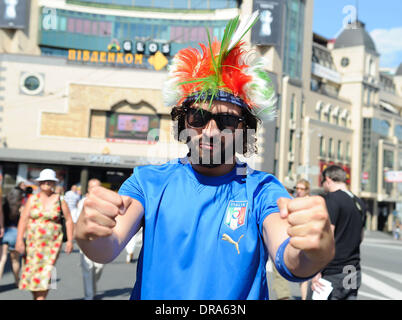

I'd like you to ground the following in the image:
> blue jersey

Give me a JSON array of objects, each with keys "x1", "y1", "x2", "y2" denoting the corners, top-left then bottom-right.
[{"x1": 118, "y1": 158, "x2": 290, "y2": 300}]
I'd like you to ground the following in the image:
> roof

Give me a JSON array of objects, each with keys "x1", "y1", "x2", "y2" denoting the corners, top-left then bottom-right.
[{"x1": 334, "y1": 21, "x2": 378, "y2": 54}]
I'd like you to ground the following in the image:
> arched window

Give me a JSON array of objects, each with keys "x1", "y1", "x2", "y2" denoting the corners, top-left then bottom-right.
[
  {"x1": 315, "y1": 101, "x2": 324, "y2": 121},
  {"x1": 323, "y1": 104, "x2": 332, "y2": 122},
  {"x1": 332, "y1": 106, "x2": 340, "y2": 125}
]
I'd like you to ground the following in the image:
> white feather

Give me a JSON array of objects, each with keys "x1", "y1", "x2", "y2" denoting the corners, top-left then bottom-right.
[{"x1": 228, "y1": 10, "x2": 259, "y2": 51}]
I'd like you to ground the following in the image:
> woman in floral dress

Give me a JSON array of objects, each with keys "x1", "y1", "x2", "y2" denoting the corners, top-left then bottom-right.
[{"x1": 15, "y1": 169, "x2": 74, "y2": 300}]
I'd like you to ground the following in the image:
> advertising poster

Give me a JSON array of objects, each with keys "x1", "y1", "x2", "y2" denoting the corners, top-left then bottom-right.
[
  {"x1": 251, "y1": 0, "x2": 284, "y2": 48},
  {"x1": 0, "y1": 0, "x2": 29, "y2": 29}
]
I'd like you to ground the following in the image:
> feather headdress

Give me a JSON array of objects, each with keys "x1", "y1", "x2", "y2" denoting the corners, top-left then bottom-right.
[{"x1": 163, "y1": 11, "x2": 277, "y2": 121}]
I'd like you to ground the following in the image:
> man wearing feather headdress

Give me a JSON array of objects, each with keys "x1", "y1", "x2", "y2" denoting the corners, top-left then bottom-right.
[{"x1": 75, "y1": 12, "x2": 335, "y2": 300}]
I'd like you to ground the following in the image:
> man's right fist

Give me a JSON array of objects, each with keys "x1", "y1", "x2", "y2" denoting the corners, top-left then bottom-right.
[{"x1": 75, "y1": 186, "x2": 125, "y2": 240}]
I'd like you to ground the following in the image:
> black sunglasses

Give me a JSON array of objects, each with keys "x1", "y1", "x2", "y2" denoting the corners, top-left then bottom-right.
[{"x1": 183, "y1": 107, "x2": 244, "y2": 132}]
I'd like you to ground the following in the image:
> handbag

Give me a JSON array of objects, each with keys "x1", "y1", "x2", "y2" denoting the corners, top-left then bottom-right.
[{"x1": 58, "y1": 196, "x2": 67, "y2": 242}]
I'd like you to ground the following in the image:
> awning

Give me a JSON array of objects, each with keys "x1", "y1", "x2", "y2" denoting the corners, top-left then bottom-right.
[{"x1": 380, "y1": 100, "x2": 398, "y2": 114}]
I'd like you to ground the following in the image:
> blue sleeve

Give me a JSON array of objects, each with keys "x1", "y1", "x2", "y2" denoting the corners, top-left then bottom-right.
[
  {"x1": 118, "y1": 167, "x2": 146, "y2": 210},
  {"x1": 254, "y1": 175, "x2": 292, "y2": 235}
]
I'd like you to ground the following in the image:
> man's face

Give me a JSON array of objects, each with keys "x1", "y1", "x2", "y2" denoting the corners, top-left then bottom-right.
[
  {"x1": 321, "y1": 177, "x2": 330, "y2": 192},
  {"x1": 184, "y1": 100, "x2": 244, "y2": 167}
]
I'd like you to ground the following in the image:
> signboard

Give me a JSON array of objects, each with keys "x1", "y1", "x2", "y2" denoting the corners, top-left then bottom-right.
[
  {"x1": 311, "y1": 62, "x2": 341, "y2": 84},
  {"x1": 0, "y1": 0, "x2": 29, "y2": 29},
  {"x1": 106, "y1": 112, "x2": 160, "y2": 142},
  {"x1": 251, "y1": 0, "x2": 284, "y2": 47},
  {"x1": 67, "y1": 49, "x2": 168, "y2": 71},
  {"x1": 362, "y1": 171, "x2": 369, "y2": 184},
  {"x1": 385, "y1": 171, "x2": 402, "y2": 183}
]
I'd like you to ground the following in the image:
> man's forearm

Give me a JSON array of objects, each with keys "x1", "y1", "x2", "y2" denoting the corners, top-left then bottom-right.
[
  {"x1": 284, "y1": 244, "x2": 327, "y2": 279},
  {"x1": 76, "y1": 233, "x2": 121, "y2": 264}
]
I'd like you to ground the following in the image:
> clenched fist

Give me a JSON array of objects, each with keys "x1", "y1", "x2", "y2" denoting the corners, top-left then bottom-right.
[
  {"x1": 277, "y1": 196, "x2": 335, "y2": 266},
  {"x1": 75, "y1": 186, "x2": 125, "y2": 241}
]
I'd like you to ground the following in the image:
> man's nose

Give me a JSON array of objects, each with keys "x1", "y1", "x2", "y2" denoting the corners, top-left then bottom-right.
[{"x1": 202, "y1": 118, "x2": 220, "y2": 137}]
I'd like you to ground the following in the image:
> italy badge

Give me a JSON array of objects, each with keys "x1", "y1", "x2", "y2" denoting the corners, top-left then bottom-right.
[{"x1": 224, "y1": 201, "x2": 248, "y2": 231}]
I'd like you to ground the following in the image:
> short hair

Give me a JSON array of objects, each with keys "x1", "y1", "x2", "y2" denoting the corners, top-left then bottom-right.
[
  {"x1": 296, "y1": 179, "x2": 310, "y2": 191},
  {"x1": 322, "y1": 165, "x2": 347, "y2": 183}
]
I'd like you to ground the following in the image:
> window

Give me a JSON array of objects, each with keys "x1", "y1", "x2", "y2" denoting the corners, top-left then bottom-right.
[
  {"x1": 337, "y1": 140, "x2": 342, "y2": 160},
  {"x1": 290, "y1": 94, "x2": 295, "y2": 120},
  {"x1": 395, "y1": 125, "x2": 402, "y2": 141},
  {"x1": 24, "y1": 76, "x2": 40, "y2": 91},
  {"x1": 288, "y1": 162, "x2": 294, "y2": 176},
  {"x1": 283, "y1": 0, "x2": 305, "y2": 80},
  {"x1": 316, "y1": 102, "x2": 324, "y2": 121},
  {"x1": 20, "y1": 73, "x2": 44, "y2": 96},
  {"x1": 319, "y1": 136, "x2": 325, "y2": 157},
  {"x1": 328, "y1": 138, "x2": 333, "y2": 158},
  {"x1": 289, "y1": 129, "x2": 294, "y2": 152},
  {"x1": 346, "y1": 142, "x2": 350, "y2": 161},
  {"x1": 106, "y1": 112, "x2": 160, "y2": 141},
  {"x1": 372, "y1": 118, "x2": 390, "y2": 137}
]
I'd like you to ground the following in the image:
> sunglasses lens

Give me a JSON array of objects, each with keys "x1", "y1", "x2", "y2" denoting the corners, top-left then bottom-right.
[
  {"x1": 186, "y1": 109, "x2": 208, "y2": 128},
  {"x1": 217, "y1": 115, "x2": 240, "y2": 130},
  {"x1": 185, "y1": 108, "x2": 242, "y2": 131}
]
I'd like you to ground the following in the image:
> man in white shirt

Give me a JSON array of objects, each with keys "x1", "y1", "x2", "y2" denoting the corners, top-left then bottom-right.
[
  {"x1": 64, "y1": 185, "x2": 81, "y2": 223},
  {"x1": 76, "y1": 179, "x2": 104, "y2": 300}
]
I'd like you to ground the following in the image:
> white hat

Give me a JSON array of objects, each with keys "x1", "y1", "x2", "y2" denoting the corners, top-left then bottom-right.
[{"x1": 35, "y1": 169, "x2": 59, "y2": 182}]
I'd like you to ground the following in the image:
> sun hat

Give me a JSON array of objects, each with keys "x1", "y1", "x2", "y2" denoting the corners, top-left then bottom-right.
[
  {"x1": 162, "y1": 11, "x2": 277, "y2": 121},
  {"x1": 35, "y1": 169, "x2": 59, "y2": 182}
]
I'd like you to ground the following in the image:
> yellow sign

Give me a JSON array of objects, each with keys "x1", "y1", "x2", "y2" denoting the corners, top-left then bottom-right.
[
  {"x1": 148, "y1": 51, "x2": 169, "y2": 71},
  {"x1": 67, "y1": 49, "x2": 167, "y2": 71}
]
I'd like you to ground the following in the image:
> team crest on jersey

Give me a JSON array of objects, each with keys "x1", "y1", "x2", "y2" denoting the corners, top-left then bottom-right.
[{"x1": 224, "y1": 201, "x2": 248, "y2": 230}]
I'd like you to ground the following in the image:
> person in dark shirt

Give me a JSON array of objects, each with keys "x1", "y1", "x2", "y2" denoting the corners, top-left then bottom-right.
[
  {"x1": 308, "y1": 165, "x2": 366, "y2": 300},
  {"x1": 0, "y1": 181, "x2": 26, "y2": 285}
]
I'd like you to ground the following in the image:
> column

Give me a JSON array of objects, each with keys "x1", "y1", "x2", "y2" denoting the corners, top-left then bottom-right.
[{"x1": 80, "y1": 167, "x2": 89, "y2": 196}]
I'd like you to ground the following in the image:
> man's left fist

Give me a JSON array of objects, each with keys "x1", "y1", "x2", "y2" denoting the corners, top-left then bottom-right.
[{"x1": 277, "y1": 196, "x2": 335, "y2": 265}]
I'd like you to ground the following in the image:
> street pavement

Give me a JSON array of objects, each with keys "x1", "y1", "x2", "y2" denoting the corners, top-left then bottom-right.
[
  {"x1": 0, "y1": 230, "x2": 401, "y2": 300},
  {"x1": 0, "y1": 244, "x2": 138, "y2": 300}
]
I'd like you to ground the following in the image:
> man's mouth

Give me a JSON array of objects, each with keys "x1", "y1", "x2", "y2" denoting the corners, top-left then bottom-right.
[{"x1": 199, "y1": 143, "x2": 215, "y2": 150}]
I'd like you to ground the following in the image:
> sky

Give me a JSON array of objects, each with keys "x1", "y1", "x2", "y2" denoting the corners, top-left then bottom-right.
[{"x1": 313, "y1": 0, "x2": 402, "y2": 70}]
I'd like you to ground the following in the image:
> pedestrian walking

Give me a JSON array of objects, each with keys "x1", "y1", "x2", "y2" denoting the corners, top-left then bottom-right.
[
  {"x1": 15, "y1": 169, "x2": 74, "y2": 300},
  {"x1": 125, "y1": 228, "x2": 142, "y2": 264},
  {"x1": 308, "y1": 165, "x2": 366, "y2": 300},
  {"x1": 294, "y1": 179, "x2": 311, "y2": 300},
  {"x1": 0, "y1": 181, "x2": 26, "y2": 285},
  {"x1": 392, "y1": 209, "x2": 400, "y2": 240},
  {"x1": 64, "y1": 184, "x2": 81, "y2": 223},
  {"x1": 269, "y1": 180, "x2": 294, "y2": 300},
  {"x1": 74, "y1": 13, "x2": 335, "y2": 300},
  {"x1": 76, "y1": 178, "x2": 105, "y2": 300},
  {"x1": 0, "y1": 191, "x2": 4, "y2": 260}
]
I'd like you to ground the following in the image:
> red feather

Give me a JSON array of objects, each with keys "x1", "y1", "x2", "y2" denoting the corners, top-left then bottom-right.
[{"x1": 221, "y1": 43, "x2": 252, "y2": 99}]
